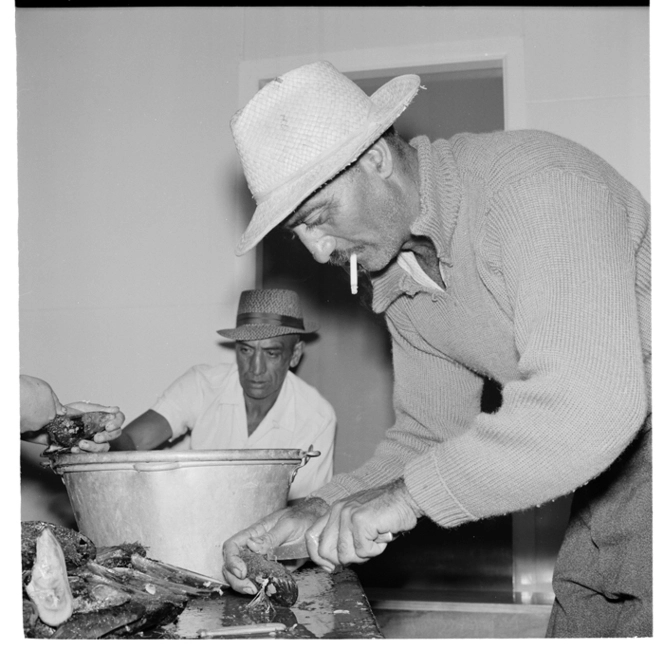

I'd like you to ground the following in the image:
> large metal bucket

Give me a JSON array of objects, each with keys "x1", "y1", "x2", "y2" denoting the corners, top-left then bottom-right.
[{"x1": 50, "y1": 448, "x2": 316, "y2": 581}]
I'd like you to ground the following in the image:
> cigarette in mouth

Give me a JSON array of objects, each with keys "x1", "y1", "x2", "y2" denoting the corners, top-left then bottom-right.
[{"x1": 350, "y1": 252, "x2": 358, "y2": 295}]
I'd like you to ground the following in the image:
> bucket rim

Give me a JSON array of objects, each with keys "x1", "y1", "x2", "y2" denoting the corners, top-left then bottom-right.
[{"x1": 49, "y1": 448, "x2": 311, "y2": 469}]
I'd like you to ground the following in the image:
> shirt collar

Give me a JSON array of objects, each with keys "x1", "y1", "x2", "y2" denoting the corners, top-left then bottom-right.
[
  {"x1": 226, "y1": 366, "x2": 297, "y2": 435},
  {"x1": 370, "y1": 135, "x2": 461, "y2": 314}
]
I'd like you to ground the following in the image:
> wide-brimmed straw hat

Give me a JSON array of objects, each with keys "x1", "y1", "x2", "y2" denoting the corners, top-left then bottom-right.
[
  {"x1": 217, "y1": 289, "x2": 317, "y2": 341},
  {"x1": 231, "y1": 60, "x2": 421, "y2": 256}
]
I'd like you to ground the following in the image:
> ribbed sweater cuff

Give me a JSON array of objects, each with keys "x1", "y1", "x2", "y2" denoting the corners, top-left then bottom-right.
[
  {"x1": 404, "y1": 451, "x2": 476, "y2": 528},
  {"x1": 311, "y1": 481, "x2": 352, "y2": 505}
]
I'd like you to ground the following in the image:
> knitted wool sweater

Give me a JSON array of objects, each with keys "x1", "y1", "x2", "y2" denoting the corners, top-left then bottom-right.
[{"x1": 312, "y1": 130, "x2": 651, "y2": 527}]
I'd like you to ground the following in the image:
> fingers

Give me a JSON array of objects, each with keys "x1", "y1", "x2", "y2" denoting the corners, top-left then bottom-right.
[
  {"x1": 222, "y1": 567, "x2": 257, "y2": 596},
  {"x1": 306, "y1": 514, "x2": 336, "y2": 573},
  {"x1": 222, "y1": 538, "x2": 249, "y2": 582},
  {"x1": 76, "y1": 440, "x2": 110, "y2": 453},
  {"x1": 91, "y1": 415, "x2": 125, "y2": 443},
  {"x1": 222, "y1": 519, "x2": 273, "y2": 584},
  {"x1": 221, "y1": 536, "x2": 257, "y2": 595},
  {"x1": 245, "y1": 512, "x2": 303, "y2": 555},
  {"x1": 245, "y1": 532, "x2": 277, "y2": 555},
  {"x1": 65, "y1": 402, "x2": 121, "y2": 415}
]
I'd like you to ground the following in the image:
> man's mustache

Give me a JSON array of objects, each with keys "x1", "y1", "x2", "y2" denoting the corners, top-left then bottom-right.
[{"x1": 329, "y1": 249, "x2": 352, "y2": 267}]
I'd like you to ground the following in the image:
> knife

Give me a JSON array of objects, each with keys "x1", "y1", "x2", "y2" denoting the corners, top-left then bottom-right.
[
  {"x1": 269, "y1": 532, "x2": 397, "y2": 561},
  {"x1": 197, "y1": 623, "x2": 287, "y2": 638}
]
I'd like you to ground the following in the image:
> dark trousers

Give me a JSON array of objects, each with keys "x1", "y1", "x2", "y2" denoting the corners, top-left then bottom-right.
[{"x1": 547, "y1": 418, "x2": 652, "y2": 637}]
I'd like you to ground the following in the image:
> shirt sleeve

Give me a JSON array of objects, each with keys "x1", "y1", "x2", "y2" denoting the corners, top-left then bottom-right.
[{"x1": 152, "y1": 365, "x2": 211, "y2": 440}]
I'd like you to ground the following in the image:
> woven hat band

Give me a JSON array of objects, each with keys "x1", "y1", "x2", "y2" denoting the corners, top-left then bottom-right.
[{"x1": 237, "y1": 312, "x2": 305, "y2": 330}]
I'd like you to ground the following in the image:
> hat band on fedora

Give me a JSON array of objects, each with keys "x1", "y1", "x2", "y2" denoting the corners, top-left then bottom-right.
[
  {"x1": 252, "y1": 107, "x2": 377, "y2": 204},
  {"x1": 237, "y1": 312, "x2": 304, "y2": 330}
]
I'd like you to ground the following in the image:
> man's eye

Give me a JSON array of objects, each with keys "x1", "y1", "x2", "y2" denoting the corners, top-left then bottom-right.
[{"x1": 303, "y1": 211, "x2": 329, "y2": 231}]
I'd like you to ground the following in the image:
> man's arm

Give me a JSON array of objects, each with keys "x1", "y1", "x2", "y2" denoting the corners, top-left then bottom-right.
[
  {"x1": 111, "y1": 409, "x2": 173, "y2": 451},
  {"x1": 20, "y1": 375, "x2": 64, "y2": 434},
  {"x1": 403, "y1": 173, "x2": 649, "y2": 526}
]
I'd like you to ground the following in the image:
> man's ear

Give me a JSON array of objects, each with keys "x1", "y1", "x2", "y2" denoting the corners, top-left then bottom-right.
[
  {"x1": 289, "y1": 340, "x2": 305, "y2": 368},
  {"x1": 358, "y1": 137, "x2": 394, "y2": 179}
]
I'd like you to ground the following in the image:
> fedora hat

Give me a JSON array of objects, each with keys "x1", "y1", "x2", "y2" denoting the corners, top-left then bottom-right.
[
  {"x1": 217, "y1": 289, "x2": 317, "y2": 341},
  {"x1": 231, "y1": 60, "x2": 421, "y2": 255}
]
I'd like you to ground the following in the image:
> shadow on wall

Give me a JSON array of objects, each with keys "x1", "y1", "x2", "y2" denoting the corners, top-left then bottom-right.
[{"x1": 234, "y1": 165, "x2": 256, "y2": 236}]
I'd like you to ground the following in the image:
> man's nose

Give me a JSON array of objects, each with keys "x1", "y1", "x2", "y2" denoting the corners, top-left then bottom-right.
[
  {"x1": 294, "y1": 226, "x2": 335, "y2": 263},
  {"x1": 250, "y1": 351, "x2": 266, "y2": 374}
]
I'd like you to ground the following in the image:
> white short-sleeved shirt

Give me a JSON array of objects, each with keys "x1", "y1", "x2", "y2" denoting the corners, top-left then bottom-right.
[{"x1": 151, "y1": 363, "x2": 336, "y2": 500}]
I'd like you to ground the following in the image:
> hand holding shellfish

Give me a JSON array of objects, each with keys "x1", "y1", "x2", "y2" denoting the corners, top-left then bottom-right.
[
  {"x1": 222, "y1": 497, "x2": 330, "y2": 596},
  {"x1": 61, "y1": 403, "x2": 125, "y2": 453}
]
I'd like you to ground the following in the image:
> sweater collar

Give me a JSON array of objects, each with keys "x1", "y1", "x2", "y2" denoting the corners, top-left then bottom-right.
[{"x1": 371, "y1": 136, "x2": 461, "y2": 314}]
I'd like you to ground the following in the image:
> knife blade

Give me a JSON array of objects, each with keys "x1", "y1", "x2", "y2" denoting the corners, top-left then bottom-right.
[{"x1": 269, "y1": 539, "x2": 309, "y2": 561}]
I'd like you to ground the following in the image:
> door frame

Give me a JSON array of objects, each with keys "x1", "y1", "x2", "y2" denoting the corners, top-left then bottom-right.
[{"x1": 238, "y1": 37, "x2": 526, "y2": 129}]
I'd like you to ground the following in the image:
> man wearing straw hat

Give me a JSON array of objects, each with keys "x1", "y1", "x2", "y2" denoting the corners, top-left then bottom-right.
[
  {"x1": 221, "y1": 61, "x2": 650, "y2": 637},
  {"x1": 112, "y1": 288, "x2": 336, "y2": 502}
]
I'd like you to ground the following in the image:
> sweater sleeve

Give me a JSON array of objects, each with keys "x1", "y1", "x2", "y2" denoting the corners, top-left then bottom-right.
[{"x1": 404, "y1": 171, "x2": 648, "y2": 525}]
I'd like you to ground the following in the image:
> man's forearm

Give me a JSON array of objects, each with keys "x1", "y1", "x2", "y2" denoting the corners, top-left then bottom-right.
[
  {"x1": 109, "y1": 430, "x2": 138, "y2": 451},
  {"x1": 110, "y1": 409, "x2": 173, "y2": 451}
]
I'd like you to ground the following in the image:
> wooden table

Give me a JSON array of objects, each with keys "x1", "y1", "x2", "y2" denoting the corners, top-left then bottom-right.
[{"x1": 164, "y1": 565, "x2": 384, "y2": 639}]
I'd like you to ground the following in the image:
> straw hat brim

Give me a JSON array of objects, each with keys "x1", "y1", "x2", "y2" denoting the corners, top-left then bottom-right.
[
  {"x1": 235, "y1": 74, "x2": 421, "y2": 256},
  {"x1": 217, "y1": 322, "x2": 318, "y2": 341}
]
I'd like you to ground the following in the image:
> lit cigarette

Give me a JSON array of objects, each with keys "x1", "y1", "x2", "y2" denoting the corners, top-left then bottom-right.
[{"x1": 350, "y1": 252, "x2": 358, "y2": 295}]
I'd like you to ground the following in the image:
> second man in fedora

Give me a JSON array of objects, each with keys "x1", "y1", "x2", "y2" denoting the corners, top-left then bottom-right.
[{"x1": 111, "y1": 289, "x2": 336, "y2": 501}]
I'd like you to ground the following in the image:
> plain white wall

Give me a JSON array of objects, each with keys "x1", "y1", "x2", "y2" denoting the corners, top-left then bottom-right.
[
  {"x1": 17, "y1": 7, "x2": 252, "y2": 522},
  {"x1": 16, "y1": 6, "x2": 649, "y2": 525}
]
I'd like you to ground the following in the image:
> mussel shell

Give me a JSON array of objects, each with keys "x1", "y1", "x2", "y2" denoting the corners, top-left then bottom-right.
[
  {"x1": 239, "y1": 549, "x2": 298, "y2": 607},
  {"x1": 22, "y1": 521, "x2": 97, "y2": 573},
  {"x1": 43, "y1": 412, "x2": 112, "y2": 454}
]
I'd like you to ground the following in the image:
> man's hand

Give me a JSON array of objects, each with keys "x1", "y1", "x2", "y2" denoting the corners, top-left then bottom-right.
[
  {"x1": 307, "y1": 478, "x2": 421, "y2": 571},
  {"x1": 64, "y1": 403, "x2": 125, "y2": 453},
  {"x1": 20, "y1": 375, "x2": 65, "y2": 434},
  {"x1": 222, "y1": 497, "x2": 330, "y2": 595}
]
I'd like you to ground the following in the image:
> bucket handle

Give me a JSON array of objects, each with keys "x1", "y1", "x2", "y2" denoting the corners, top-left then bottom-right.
[{"x1": 288, "y1": 446, "x2": 321, "y2": 487}]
